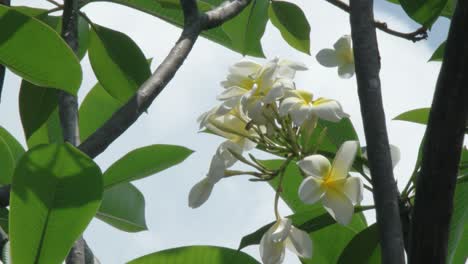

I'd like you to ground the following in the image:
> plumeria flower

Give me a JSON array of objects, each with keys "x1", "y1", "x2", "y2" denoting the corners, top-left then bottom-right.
[
  {"x1": 260, "y1": 218, "x2": 313, "y2": 264},
  {"x1": 279, "y1": 89, "x2": 349, "y2": 126},
  {"x1": 316, "y1": 35, "x2": 355, "y2": 79},
  {"x1": 297, "y1": 141, "x2": 363, "y2": 225},
  {"x1": 188, "y1": 141, "x2": 242, "y2": 208}
]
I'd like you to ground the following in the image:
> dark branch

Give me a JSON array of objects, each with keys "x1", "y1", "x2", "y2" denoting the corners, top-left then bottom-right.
[
  {"x1": 326, "y1": 0, "x2": 427, "y2": 42},
  {"x1": 408, "y1": 0, "x2": 468, "y2": 262},
  {"x1": 78, "y1": 0, "x2": 251, "y2": 159},
  {"x1": 349, "y1": 0, "x2": 406, "y2": 263}
]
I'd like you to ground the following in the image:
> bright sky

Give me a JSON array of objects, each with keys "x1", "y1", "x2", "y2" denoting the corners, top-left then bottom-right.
[{"x1": 1, "y1": 0, "x2": 451, "y2": 263}]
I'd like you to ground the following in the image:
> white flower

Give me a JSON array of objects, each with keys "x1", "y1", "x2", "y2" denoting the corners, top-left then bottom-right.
[
  {"x1": 297, "y1": 141, "x2": 363, "y2": 225},
  {"x1": 260, "y1": 218, "x2": 313, "y2": 264},
  {"x1": 279, "y1": 89, "x2": 349, "y2": 126},
  {"x1": 316, "y1": 35, "x2": 355, "y2": 79},
  {"x1": 188, "y1": 141, "x2": 242, "y2": 208}
]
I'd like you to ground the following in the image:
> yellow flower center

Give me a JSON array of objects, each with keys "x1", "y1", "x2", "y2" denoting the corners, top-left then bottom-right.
[
  {"x1": 312, "y1": 97, "x2": 332, "y2": 106},
  {"x1": 295, "y1": 90, "x2": 313, "y2": 104}
]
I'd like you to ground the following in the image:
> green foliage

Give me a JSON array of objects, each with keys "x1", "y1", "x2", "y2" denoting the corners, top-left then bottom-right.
[
  {"x1": 393, "y1": 108, "x2": 430, "y2": 125},
  {"x1": 26, "y1": 109, "x2": 63, "y2": 149},
  {"x1": 447, "y1": 181, "x2": 468, "y2": 263},
  {"x1": 398, "y1": 0, "x2": 448, "y2": 26},
  {"x1": 103, "y1": 144, "x2": 193, "y2": 188},
  {"x1": 127, "y1": 245, "x2": 260, "y2": 264},
  {"x1": 222, "y1": 0, "x2": 269, "y2": 57},
  {"x1": 10, "y1": 143, "x2": 102, "y2": 264},
  {"x1": 429, "y1": 41, "x2": 446, "y2": 62},
  {"x1": 97, "y1": 183, "x2": 147, "y2": 232},
  {"x1": 89, "y1": 24, "x2": 151, "y2": 103},
  {"x1": 79, "y1": 83, "x2": 122, "y2": 141},
  {"x1": 0, "y1": 6, "x2": 82, "y2": 94},
  {"x1": 269, "y1": 0, "x2": 310, "y2": 54},
  {"x1": 0, "y1": 208, "x2": 9, "y2": 234},
  {"x1": 0, "y1": 127, "x2": 25, "y2": 185},
  {"x1": 19, "y1": 81, "x2": 58, "y2": 141},
  {"x1": 337, "y1": 223, "x2": 380, "y2": 264}
]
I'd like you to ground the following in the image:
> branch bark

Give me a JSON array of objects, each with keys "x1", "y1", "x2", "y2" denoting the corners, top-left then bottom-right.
[
  {"x1": 408, "y1": 1, "x2": 468, "y2": 262},
  {"x1": 349, "y1": 0, "x2": 406, "y2": 263},
  {"x1": 78, "y1": 0, "x2": 251, "y2": 159},
  {"x1": 326, "y1": 0, "x2": 427, "y2": 42}
]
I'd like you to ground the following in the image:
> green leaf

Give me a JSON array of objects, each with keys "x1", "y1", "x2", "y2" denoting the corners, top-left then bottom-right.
[
  {"x1": 10, "y1": 143, "x2": 102, "y2": 264},
  {"x1": 89, "y1": 25, "x2": 151, "y2": 103},
  {"x1": 96, "y1": 183, "x2": 147, "y2": 232},
  {"x1": 451, "y1": 223, "x2": 468, "y2": 264},
  {"x1": 222, "y1": 0, "x2": 269, "y2": 57},
  {"x1": 0, "y1": 127, "x2": 25, "y2": 185},
  {"x1": 238, "y1": 205, "x2": 371, "y2": 250},
  {"x1": 337, "y1": 223, "x2": 380, "y2": 264},
  {"x1": 0, "y1": 6, "x2": 82, "y2": 94},
  {"x1": 79, "y1": 83, "x2": 122, "y2": 141},
  {"x1": 127, "y1": 246, "x2": 260, "y2": 264},
  {"x1": 447, "y1": 181, "x2": 468, "y2": 263},
  {"x1": 399, "y1": 0, "x2": 448, "y2": 26},
  {"x1": 86, "y1": 0, "x2": 264, "y2": 57},
  {"x1": 103, "y1": 145, "x2": 193, "y2": 188},
  {"x1": 26, "y1": 108, "x2": 63, "y2": 149},
  {"x1": 429, "y1": 41, "x2": 445, "y2": 62},
  {"x1": 441, "y1": 0, "x2": 457, "y2": 18},
  {"x1": 19, "y1": 80, "x2": 58, "y2": 140},
  {"x1": 268, "y1": 0, "x2": 310, "y2": 54},
  {"x1": 393, "y1": 108, "x2": 430, "y2": 125}
]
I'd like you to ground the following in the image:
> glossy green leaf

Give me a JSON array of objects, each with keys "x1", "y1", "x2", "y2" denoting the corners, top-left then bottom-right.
[
  {"x1": 451, "y1": 223, "x2": 468, "y2": 264},
  {"x1": 447, "y1": 181, "x2": 468, "y2": 263},
  {"x1": 429, "y1": 41, "x2": 445, "y2": 62},
  {"x1": 26, "y1": 109, "x2": 63, "y2": 149},
  {"x1": 0, "y1": 6, "x2": 82, "y2": 94},
  {"x1": 86, "y1": 0, "x2": 266, "y2": 56},
  {"x1": 269, "y1": 0, "x2": 310, "y2": 54},
  {"x1": 96, "y1": 183, "x2": 147, "y2": 232},
  {"x1": 127, "y1": 246, "x2": 260, "y2": 264},
  {"x1": 79, "y1": 83, "x2": 122, "y2": 141},
  {"x1": 103, "y1": 145, "x2": 193, "y2": 188},
  {"x1": 238, "y1": 205, "x2": 371, "y2": 250},
  {"x1": 10, "y1": 143, "x2": 102, "y2": 264},
  {"x1": 89, "y1": 25, "x2": 151, "y2": 103},
  {"x1": 222, "y1": 0, "x2": 269, "y2": 57},
  {"x1": 0, "y1": 127, "x2": 25, "y2": 185},
  {"x1": 19, "y1": 81, "x2": 58, "y2": 140},
  {"x1": 337, "y1": 223, "x2": 380, "y2": 264},
  {"x1": 399, "y1": 0, "x2": 448, "y2": 26},
  {"x1": 393, "y1": 108, "x2": 430, "y2": 125}
]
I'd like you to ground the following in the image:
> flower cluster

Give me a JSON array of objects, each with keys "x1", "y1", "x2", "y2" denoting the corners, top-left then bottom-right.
[{"x1": 189, "y1": 56, "x2": 363, "y2": 264}]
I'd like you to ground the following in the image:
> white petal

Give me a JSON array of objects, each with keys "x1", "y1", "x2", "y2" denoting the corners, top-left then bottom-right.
[
  {"x1": 316, "y1": 49, "x2": 339, "y2": 67},
  {"x1": 217, "y1": 140, "x2": 242, "y2": 168},
  {"x1": 331, "y1": 141, "x2": 359, "y2": 180},
  {"x1": 217, "y1": 86, "x2": 248, "y2": 100},
  {"x1": 322, "y1": 189, "x2": 354, "y2": 225},
  {"x1": 270, "y1": 218, "x2": 292, "y2": 243},
  {"x1": 333, "y1": 35, "x2": 352, "y2": 52},
  {"x1": 263, "y1": 82, "x2": 288, "y2": 104},
  {"x1": 260, "y1": 229, "x2": 286, "y2": 264},
  {"x1": 337, "y1": 63, "x2": 355, "y2": 79},
  {"x1": 290, "y1": 104, "x2": 311, "y2": 126},
  {"x1": 206, "y1": 154, "x2": 226, "y2": 184},
  {"x1": 230, "y1": 60, "x2": 262, "y2": 76},
  {"x1": 279, "y1": 59, "x2": 308, "y2": 71},
  {"x1": 311, "y1": 99, "x2": 349, "y2": 122},
  {"x1": 297, "y1": 155, "x2": 331, "y2": 177},
  {"x1": 285, "y1": 226, "x2": 313, "y2": 258},
  {"x1": 344, "y1": 176, "x2": 363, "y2": 205},
  {"x1": 298, "y1": 176, "x2": 325, "y2": 204},
  {"x1": 279, "y1": 97, "x2": 302, "y2": 117},
  {"x1": 188, "y1": 178, "x2": 214, "y2": 208},
  {"x1": 390, "y1": 144, "x2": 401, "y2": 168}
]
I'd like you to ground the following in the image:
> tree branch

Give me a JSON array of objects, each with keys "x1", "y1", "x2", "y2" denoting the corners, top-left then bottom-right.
[
  {"x1": 408, "y1": 1, "x2": 468, "y2": 262},
  {"x1": 349, "y1": 0, "x2": 406, "y2": 263},
  {"x1": 326, "y1": 0, "x2": 427, "y2": 42},
  {"x1": 78, "y1": 0, "x2": 252, "y2": 159}
]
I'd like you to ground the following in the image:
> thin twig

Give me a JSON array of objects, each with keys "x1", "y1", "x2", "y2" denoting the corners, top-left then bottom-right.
[{"x1": 325, "y1": 0, "x2": 427, "y2": 42}]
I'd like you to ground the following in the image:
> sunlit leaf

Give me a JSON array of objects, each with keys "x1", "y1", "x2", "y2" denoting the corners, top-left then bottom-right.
[
  {"x1": 429, "y1": 41, "x2": 445, "y2": 62},
  {"x1": 393, "y1": 108, "x2": 430, "y2": 125},
  {"x1": 10, "y1": 143, "x2": 102, "y2": 264}
]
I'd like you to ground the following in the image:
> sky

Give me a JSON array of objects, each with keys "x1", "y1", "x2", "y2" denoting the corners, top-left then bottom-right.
[{"x1": 0, "y1": 0, "x2": 454, "y2": 263}]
